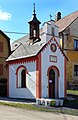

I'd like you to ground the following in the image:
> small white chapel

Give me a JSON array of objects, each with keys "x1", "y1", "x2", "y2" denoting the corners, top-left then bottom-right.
[{"x1": 6, "y1": 4, "x2": 67, "y2": 99}]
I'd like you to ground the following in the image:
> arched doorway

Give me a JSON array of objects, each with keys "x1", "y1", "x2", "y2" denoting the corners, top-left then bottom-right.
[
  {"x1": 48, "y1": 66, "x2": 60, "y2": 98},
  {"x1": 49, "y1": 69, "x2": 55, "y2": 98}
]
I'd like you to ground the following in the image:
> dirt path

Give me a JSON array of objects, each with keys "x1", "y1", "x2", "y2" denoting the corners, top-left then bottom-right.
[{"x1": 0, "y1": 105, "x2": 78, "y2": 120}]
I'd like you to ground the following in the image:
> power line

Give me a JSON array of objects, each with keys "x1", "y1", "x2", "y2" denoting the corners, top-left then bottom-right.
[{"x1": 4, "y1": 31, "x2": 28, "y2": 35}]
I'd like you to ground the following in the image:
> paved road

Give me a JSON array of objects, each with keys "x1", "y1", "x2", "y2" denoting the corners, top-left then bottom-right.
[{"x1": 0, "y1": 105, "x2": 78, "y2": 120}]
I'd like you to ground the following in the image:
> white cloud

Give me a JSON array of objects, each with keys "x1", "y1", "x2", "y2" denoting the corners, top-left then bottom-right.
[{"x1": 0, "y1": 9, "x2": 12, "y2": 21}]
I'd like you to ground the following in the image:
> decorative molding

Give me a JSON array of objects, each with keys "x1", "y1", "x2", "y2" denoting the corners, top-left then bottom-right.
[
  {"x1": 7, "y1": 56, "x2": 37, "y2": 65},
  {"x1": 47, "y1": 65, "x2": 60, "y2": 77},
  {"x1": 16, "y1": 65, "x2": 27, "y2": 75}
]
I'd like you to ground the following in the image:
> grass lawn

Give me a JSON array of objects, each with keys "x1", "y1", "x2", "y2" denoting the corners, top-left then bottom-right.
[
  {"x1": 67, "y1": 90, "x2": 78, "y2": 95},
  {"x1": 0, "y1": 101, "x2": 78, "y2": 116}
]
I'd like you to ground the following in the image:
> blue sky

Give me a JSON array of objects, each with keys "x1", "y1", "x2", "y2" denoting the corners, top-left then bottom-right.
[{"x1": 0, "y1": 0, "x2": 78, "y2": 43}]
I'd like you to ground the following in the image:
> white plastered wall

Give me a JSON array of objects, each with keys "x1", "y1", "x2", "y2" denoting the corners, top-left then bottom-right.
[
  {"x1": 9, "y1": 61, "x2": 36, "y2": 99},
  {"x1": 41, "y1": 38, "x2": 65, "y2": 98},
  {"x1": 40, "y1": 21, "x2": 59, "y2": 44}
]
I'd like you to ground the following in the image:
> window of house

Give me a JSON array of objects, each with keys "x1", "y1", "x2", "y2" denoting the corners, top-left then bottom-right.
[
  {"x1": 0, "y1": 42, "x2": 3, "y2": 52},
  {"x1": 74, "y1": 39, "x2": 78, "y2": 50},
  {"x1": 15, "y1": 44, "x2": 17, "y2": 47},
  {"x1": 52, "y1": 27, "x2": 55, "y2": 36},
  {"x1": 0, "y1": 64, "x2": 3, "y2": 75},
  {"x1": 74, "y1": 65, "x2": 78, "y2": 76},
  {"x1": 21, "y1": 69, "x2": 26, "y2": 88},
  {"x1": 16, "y1": 66, "x2": 26, "y2": 88}
]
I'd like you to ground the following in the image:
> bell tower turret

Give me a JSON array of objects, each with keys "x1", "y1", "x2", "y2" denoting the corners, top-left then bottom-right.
[{"x1": 28, "y1": 3, "x2": 41, "y2": 43}]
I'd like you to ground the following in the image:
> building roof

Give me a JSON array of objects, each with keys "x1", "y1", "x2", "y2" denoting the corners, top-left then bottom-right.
[
  {"x1": 28, "y1": 13, "x2": 41, "y2": 24},
  {"x1": 28, "y1": 3, "x2": 41, "y2": 24},
  {"x1": 10, "y1": 10, "x2": 78, "y2": 61},
  {"x1": 55, "y1": 11, "x2": 78, "y2": 33},
  {"x1": 6, "y1": 38, "x2": 45, "y2": 61},
  {"x1": 11, "y1": 34, "x2": 29, "y2": 51},
  {"x1": 6, "y1": 36, "x2": 68, "y2": 62}
]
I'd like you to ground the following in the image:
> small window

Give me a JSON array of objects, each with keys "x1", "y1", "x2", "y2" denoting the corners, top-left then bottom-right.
[
  {"x1": 52, "y1": 27, "x2": 55, "y2": 36},
  {"x1": 33, "y1": 30, "x2": 36, "y2": 37},
  {"x1": 16, "y1": 66, "x2": 26, "y2": 88},
  {"x1": 15, "y1": 44, "x2": 17, "y2": 47},
  {"x1": 0, "y1": 42, "x2": 3, "y2": 52},
  {"x1": 0, "y1": 64, "x2": 3, "y2": 75},
  {"x1": 74, "y1": 39, "x2": 78, "y2": 50},
  {"x1": 21, "y1": 69, "x2": 26, "y2": 88},
  {"x1": 74, "y1": 65, "x2": 78, "y2": 76}
]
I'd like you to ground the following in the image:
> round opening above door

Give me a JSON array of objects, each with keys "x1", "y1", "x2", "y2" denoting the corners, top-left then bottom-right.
[{"x1": 50, "y1": 43, "x2": 57, "y2": 52}]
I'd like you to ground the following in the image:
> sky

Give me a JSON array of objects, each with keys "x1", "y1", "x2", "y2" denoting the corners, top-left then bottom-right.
[{"x1": 0, "y1": 0, "x2": 78, "y2": 43}]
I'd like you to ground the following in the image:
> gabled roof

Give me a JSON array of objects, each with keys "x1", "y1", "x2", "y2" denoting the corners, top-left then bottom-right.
[
  {"x1": 55, "y1": 11, "x2": 78, "y2": 33},
  {"x1": 6, "y1": 36, "x2": 68, "y2": 62},
  {"x1": 6, "y1": 40, "x2": 45, "y2": 61},
  {"x1": 11, "y1": 34, "x2": 29, "y2": 51}
]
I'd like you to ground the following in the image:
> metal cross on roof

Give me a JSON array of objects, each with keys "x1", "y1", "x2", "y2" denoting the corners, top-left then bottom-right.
[{"x1": 49, "y1": 14, "x2": 52, "y2": 20}]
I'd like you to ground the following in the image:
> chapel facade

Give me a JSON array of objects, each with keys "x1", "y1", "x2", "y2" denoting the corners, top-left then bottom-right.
[{"x1": 6, "y1": 5, "x2": 67, "y2": 99}]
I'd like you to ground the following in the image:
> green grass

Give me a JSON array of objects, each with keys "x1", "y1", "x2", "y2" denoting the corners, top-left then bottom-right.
[
  {"x1": 0, "y1": 101, "x2": 78, "y2": 116},
  {"x1": 67, "y1": 90, "x2": 78, "y2": 95}
]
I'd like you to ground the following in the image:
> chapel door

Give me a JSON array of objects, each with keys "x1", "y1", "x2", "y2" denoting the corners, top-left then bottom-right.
[{"x1": 49, "y1": 69, "x2": 55, "y2": 98}]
